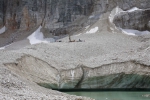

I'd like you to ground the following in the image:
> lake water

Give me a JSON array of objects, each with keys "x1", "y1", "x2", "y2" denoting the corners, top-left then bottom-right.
[{"x1": 65, "y1": 91, "x2": 150, "y2": 100}]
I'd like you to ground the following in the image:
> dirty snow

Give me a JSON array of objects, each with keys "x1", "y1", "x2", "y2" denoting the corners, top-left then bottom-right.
[
  {"x1": 86, "y1": 27, "x2": 99, "y2": 34},
  {"x1": 0, "y1": 26, "x2": 6, "y2": 34},
  {"x1": 121, "y1": 29, "x2": 150, "y2": 36},
  {"x1": 27, "y1": 26, "x2": 55, "y2": 45}
]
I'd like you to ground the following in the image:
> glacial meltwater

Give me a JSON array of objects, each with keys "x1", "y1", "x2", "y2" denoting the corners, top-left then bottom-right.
[{"x1": 65, "y1": 91, "x2": 150, "y2": 100}]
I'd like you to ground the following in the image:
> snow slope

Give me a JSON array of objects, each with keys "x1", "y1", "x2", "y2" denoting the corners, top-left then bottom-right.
[
  {"x1": 86, "y1": 27, "x2": 99, "y2": 34},
  {"x1": 0, "y1": 26, "x2": 6, "y2": 34},
  {"x1": 27, "y1": 26, "x2": 55, "y2": 45}
]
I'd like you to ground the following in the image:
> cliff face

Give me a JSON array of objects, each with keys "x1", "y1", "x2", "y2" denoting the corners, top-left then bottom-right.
[
  {"x1": 0, "y1": 0, "x2": 150, "y2": 32},
  {"x1": 0, "y1": 0, "x2": 94, "y2": 31},
  {"x1": 113, "y1": 9, "x2": 150, "y2": 31},
  {"x1": 0, "y1": 0, "x2": 150, "y2": 47}
]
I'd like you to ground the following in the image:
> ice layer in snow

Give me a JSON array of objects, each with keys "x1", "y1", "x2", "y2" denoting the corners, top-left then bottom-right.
[
  {"x1": 0, "y1": 26, "x2": 6, "y2": 34},
  {"x1": 86, "y1": 27, "x2": 99, "y2": 34},
  {"x1": 121, "y1": 29, "x2": 150, "y2": 36},
  {"x1": 28, "y1": 26, "x2": 55, "y2": 45}
]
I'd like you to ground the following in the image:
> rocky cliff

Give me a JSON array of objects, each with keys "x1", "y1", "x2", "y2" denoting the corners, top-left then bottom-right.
[
  {"x1": 0, "y1": 0, "x2": 150, "y2": 46},
  {"x1": 1, "y1": 0, "x2": 150, "y2": 30},
  {"x1": 113, "y1": 9, "x2": 150, "y2": 31}
]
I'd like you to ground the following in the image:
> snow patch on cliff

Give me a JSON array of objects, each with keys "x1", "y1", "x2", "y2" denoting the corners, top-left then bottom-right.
[
  {"x1": 109, "y1": 7, "x2": 123, "y2": 34},
  {"x1": 89, "y1": 15, "x2": 94, "y2": 19},
  {"x1": 121, "y1": 29, "x2": 150, "y2": 36},
  {"x1": 0, "y1": 26, "x2": 6, "y2": 34},
  {"x1": 127, "y1": 7, "x2": 141, "y2": 12},
  {"x1": 28, "y1": 26, "x2": 55, "y2": 45},
  {"x1": 75, "y1": 33, "x2": 82, "y2": 36},
  {"x1": 86, "y1": 27, "x2": 98, "y2": 34}
]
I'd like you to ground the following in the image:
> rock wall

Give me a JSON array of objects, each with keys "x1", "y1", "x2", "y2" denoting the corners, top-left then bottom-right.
[
  {"x1": 0, "y1": 0, "x2": 150, "y2": 34},
  {"x1": 0, "y1": 0, "x2": 150, "y2": 47},
  {"x1": 113, "y1": 9, "x2": 150, "y2": 31}
]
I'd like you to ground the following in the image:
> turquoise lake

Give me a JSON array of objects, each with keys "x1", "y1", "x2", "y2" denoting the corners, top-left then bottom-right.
[{"x1": 65, "y1": 91, "x2": 150, "y2": 100}]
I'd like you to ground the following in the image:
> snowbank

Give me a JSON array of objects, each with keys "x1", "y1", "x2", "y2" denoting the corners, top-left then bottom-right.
[
  {"x1": 121, "y1": 29, "x2": 150, "y2": 36},
  {"x1": 0, "y1": 26, "x2": 6, "y2": 34},
  {"x1": 27, "y1": 26, "x2": 55, "y2": 45},
  {"x1": 86, "y1": 27, "x2": 98, "y2": 34}
]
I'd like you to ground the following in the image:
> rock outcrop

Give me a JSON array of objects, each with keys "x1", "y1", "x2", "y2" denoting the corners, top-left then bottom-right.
[
  {"x1": 113, "y1": 9, "x2": 150, "y2": 31},
  {"x1": 1, "y1": 0, "x2": 149, "y2": 29}
]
